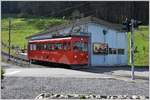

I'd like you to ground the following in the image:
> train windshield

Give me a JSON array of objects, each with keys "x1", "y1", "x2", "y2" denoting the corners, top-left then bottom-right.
[{"x1": 73, "y1": 41, "x2": 88, "y2": 52}]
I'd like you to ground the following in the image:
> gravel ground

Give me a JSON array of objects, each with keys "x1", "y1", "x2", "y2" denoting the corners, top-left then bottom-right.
[{"x1": 1, "y1": 77, "x2": 149, "y2": 99}]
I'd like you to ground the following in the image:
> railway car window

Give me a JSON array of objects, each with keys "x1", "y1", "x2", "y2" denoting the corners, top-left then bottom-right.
[
  {"x1": 30, "y1": 44, "x2": 36, "y2": 50},
  {"x1": 73, "y1": 42, "x2": 80, "y2": 51},
  {"x1": 47, "y1": 43, "x2": 52, "y2": 50},
  {"x1": 36, "y1": 44, "x2": 39, "y2": 50},
  {"x1": 41, "y1": 44, "x2": 44, "y2": 50},
  {"x1": 44, "y1": 44, "x2": 47, "y2": 50},
  {"x1": 63, "y1": 42, "x2": 71, "y2": 50},
  {"x1": 46, "y1": 43, "x2": 49, "y2": 50},
  {"x1": 54, "y1": 43, "x2": 62, "y2": 50},
  {"x1": 33, "y1": 44, "x2": 36, "y2": 50},
  {"x1": 30, "y1": 44, "x2": 33, "y2": 50},
  {"x1": 63, "y1": 42, "x2": 67, "y2": 50},
  {"x1": 73, "y1": 42, "x2": 87, "y2": 52},
  {"x1": 37, "y1": 44, "x2": 43, "y2": 50},
  {"x1": 38, "y1": 44, "x2": 41, "y2": 50},
  {"x1": 83, "y1": 42, "x2": 88, "y2": 51}
]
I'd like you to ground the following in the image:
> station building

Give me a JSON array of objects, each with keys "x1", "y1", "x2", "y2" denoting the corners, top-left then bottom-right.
[{"x1": 26, "y1": 16, "x2": 128, "y2": 66}]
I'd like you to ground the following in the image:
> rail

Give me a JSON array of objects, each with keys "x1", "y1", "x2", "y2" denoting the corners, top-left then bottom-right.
[{"x1": 1, "y1": 51, "x2": 30, "y2": 66}]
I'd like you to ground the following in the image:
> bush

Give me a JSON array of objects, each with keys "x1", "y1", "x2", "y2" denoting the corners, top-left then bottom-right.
[
  {"x1": 34, "y1": 20, "x2": 46, "y2": 29},
  {"x1": 1, "y1": 68, "x2": 5, "y2": 80},
  {"x1": 34, "y1": 18, "x2": 66, "y2": 30},
  {"x1": 44, "y1": 19, "x2": 66, "y2": 29}
]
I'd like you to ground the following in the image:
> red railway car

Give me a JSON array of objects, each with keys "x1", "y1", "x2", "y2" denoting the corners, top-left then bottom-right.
[{"x1": 27, "y1": 35, "x2": 88, "y2": 66}]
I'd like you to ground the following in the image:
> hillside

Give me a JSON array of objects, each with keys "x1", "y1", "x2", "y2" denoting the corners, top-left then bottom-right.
[
  {"x1": 2, "y1": 1, "x2": 149, "y2": 24},
  {"x1": 1, "y1": 18, "x2": 149, "y2": 66},
  {"x1": 1, "y1": 18, "x2": 67, "y2": 54}
]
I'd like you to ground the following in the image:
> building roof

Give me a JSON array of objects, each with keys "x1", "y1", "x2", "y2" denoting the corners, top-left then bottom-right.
[{"x1": 26, "y1": 16, "x2": 124, "y2": 39}]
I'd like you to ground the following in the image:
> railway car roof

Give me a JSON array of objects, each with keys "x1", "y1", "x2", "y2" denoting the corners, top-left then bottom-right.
[
  {"x1": 29, "y1": 37, "x2": 72, "y2": 43},
  {"x1": 29, "y1": 35, "x2": 88, "y2": 43}
]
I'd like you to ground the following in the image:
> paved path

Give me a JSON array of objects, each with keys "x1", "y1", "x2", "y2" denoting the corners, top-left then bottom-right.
[
  {"x1": 1, "y1": 62, "x2": 149, "y2": 99},
  {"x1": 2, "y1": 62, "x2": 149, "y2": 82},
  {"x1": 3, "y1": 68, "x2": 148, "y2": 82},
  {"x1": 4, "y1": 68, "x2": 112, "y2": 78}
]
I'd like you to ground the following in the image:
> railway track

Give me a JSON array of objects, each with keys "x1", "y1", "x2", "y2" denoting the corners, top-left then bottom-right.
[
  {"x1": 1, "y1": 51, "x2": 29, "y2": 62},
  {"x1": 1, "y1": 51, "x2": 71, "y2": 68},
  {"x1": 1, "y1": 51, "x2": 30, "y2": 66}
]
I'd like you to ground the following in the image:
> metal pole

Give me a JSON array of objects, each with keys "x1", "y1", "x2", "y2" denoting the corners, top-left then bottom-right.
[
  {"x1": 131, "y1": 19, "x2": 135, "y2": 80},
  {"x1": 8, "y1": 18, "x2": 11, "y2": 61},
  {"x1": 103, "y1": 30, "x2": 107, "y2": 64}
]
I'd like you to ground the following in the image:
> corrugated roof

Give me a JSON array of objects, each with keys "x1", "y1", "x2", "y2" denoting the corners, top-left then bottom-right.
[{"x1": 26, "y1": 16, "x2": 124, "y2": 39}]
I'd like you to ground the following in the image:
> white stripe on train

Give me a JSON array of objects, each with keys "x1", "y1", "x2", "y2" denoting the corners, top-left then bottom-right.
[{"x1": 29, "y1": 37, "x2": 72, "y2": 42}]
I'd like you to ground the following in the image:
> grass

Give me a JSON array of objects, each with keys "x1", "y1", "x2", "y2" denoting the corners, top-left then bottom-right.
[
  {"x1": 1, "y1": 18, "x2": 149, "y2": 66},
  {"x1": 1, "y1": 17, "x2": 67, "y2": 55},
  {"x1": 2, "y1": 18, "x2": 40, "y2": 47},
  {"x1": 127, "y1": 26, "x2": 149, "y2": 66}
]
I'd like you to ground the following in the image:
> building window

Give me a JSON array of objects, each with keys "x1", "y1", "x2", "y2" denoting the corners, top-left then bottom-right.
[
  {"x1": 109, "y1": 48, "x2": 117, "y2": 54},
  {"x1": 118, "y1": 49, "x2": 125, "y2": 55}
]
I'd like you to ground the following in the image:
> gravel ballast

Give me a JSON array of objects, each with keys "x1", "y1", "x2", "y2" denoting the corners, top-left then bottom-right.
[{"x1": 1, "y1": 77, "x2": 149, "y2": 99}]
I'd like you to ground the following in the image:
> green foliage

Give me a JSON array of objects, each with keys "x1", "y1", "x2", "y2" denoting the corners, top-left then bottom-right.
[
  {"x1": 27, "y1": 18, "x2": 67, "y2": 30},
  {"x1": 1, "y1": 68, "x2": 5, "y2": 79},
  {"x1": 1, "y1": 17, "x2": 66, "y2": 53},
  {"x1": 34, "y1": 20, "x2": 46, "y2": 29},
  {"x1": 127, "y1": 26, "x2": 149, "y2": 66}
]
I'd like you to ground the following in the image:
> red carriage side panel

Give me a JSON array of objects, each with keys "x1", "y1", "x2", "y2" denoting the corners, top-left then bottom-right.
[{"x1": 27, "y1": 36, "x2": 88, "y2": 65}]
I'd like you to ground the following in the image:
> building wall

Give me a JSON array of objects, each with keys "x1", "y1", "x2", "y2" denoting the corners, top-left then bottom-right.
[{"x1": 87, "y1": 23, "x2": 128, "y2": 66}]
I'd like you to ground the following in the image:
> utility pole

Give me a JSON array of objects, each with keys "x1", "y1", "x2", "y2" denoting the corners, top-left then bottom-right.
[
  {"x1": 8, "y1": 18, "x2": 11, "y2": 61},
  {"x1": 122, "y1": 18, "x2": 141, "y2": 80},
  {"x1": 130, "y1": 19, "x2": 135, "y2": 80}
]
